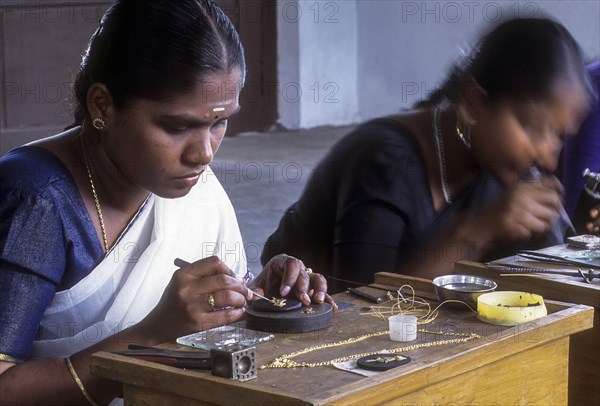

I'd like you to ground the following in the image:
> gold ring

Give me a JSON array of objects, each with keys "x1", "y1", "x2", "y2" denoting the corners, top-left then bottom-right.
[
  {"x1": 305, "y1": 267, "x2": 313, "y2": 276},
  {"x1": 207, "y1": 293, "x2": 216, "y2": 311}
]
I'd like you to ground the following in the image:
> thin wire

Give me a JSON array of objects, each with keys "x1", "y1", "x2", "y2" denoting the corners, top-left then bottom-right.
[{"x1": 361, "y1": 284, "x2": 476, "y2": 324}]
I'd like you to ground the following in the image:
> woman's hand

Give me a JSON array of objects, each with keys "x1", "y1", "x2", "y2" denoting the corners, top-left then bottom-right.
[
  {"x1": 587, "y1": 205, "x2": 600, "y2": 234},
  {"x1": 137, "y1": 256, "x2": 252, "y2": 343},
  {"x1": 252, "y1": 254, "x2": 337, "y2": 308},
  {"x1": 476, "y1": 175, "x2": 563, "y2": 243}
]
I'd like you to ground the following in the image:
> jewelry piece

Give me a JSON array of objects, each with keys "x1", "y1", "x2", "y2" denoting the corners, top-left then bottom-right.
[
  {"x1": 456, "y1": 120, "x2": 472, "y2": 149},
  {"x1": 207, "y1": 293, "x2": 216, "y2": 311},
  {"x1": 357, "y1": 353, "x2": 411, "y2": 371},
  {"x1": 301, "y1": 307, "x2": 315, "y2": 314},
  {"x1": 92, "y1": 117, "x2": 106, "y2": 131},
  {"x1": 432, "y1": 107, "x2": 452, "y2": 204},
  {"x1": 271, "y1": 297, "x2": 286, "y2": 308},
  {"x1": 260, "y1": 329, "x2": 479, "y2": 369},
  {"x1": 65, "y1": 357, "x2": 99, "y2": 406},
  {"x1": 305, "y1": 268, "x2": 313, "y2": 276},
  {"x1": 365, "y1": 355, "x2": 407, "y2": 363},
  {"x1": 248, "y1": 290, "x2": 287, "y2": 308},
  {"x1": 80, "y1": 132, "x2": 109, "y2": 253}
]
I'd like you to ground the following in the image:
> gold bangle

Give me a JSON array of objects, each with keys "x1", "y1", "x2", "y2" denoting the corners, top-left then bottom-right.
[{"x1": 65, "y1": 357, "x2": 99, "y2": 406}]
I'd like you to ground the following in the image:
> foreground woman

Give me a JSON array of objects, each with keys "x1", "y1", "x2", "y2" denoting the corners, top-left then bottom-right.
[{"x1": 0, "y1": 1, "x2": 331, "y2": 403}]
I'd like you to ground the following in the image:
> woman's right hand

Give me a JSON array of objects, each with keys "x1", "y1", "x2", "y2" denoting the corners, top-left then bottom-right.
[
  {"x1": 137, "y1": 256, "x2": 252, "y2": 344},
  {"x1": 478, "y1": 175, "x2": 563, "y2": 243}
]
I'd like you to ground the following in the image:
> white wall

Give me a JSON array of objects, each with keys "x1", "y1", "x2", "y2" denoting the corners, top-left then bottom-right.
[
  {"x1": 277, "y1": 0, "x2": 600, "y2": 130},
  {"x1": 277, "y1": 0, "x2": 359, "y2": 129}
]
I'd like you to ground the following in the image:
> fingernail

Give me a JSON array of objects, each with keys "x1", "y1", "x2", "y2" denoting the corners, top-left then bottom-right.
[
  {"x1": 281, "y1": 285, "x2": 291, "y2": 296},
  {"x1": 316, "y1": 292, "x2": 325, "y2": 302}
]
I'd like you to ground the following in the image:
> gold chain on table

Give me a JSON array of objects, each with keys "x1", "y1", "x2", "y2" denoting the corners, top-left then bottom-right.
[
  {"x1": 79, "y1": 132, "x2": 109, "y2": 253},
  {"x1": 260, "y1": 329, "x2": 480, "y2": 369}
]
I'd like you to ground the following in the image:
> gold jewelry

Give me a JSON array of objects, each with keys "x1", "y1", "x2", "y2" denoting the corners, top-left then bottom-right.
[
  {"x1": 248, "y1": 289, "x2": 286, "y2": 308},
  {"x1": 0, "y1": 353, "x2": 19, "y2": 363},
  {"x1": 207, "y1": 293, "x2": 216, "y2": 311},
  {"x1": 92, "y1": 117, "x2": 106, "y2": 131},
  {"x1": 363, "y1": 284, "x2": 476, "y2": 323},
  {"x1": 79, "y1": 131, "x2": 109, "y2": 253},
  {"x1": 260, "y1": 284, "x2": 481, "y2": 369},
  {"x1": 271, "y1": 297, "x2": 286, "y2": 307},
  {"x1": 260, "y1": 329, "x2": 479, "y2": 369},
  {"x1": 65, "y1": 357, "x2": 99, "y2": 406},
  {"x1": 365, "y1": 355, "x2": 407, "y2": 363}
]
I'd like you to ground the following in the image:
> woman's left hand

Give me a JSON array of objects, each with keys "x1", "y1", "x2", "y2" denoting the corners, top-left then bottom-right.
[{"x1": 252, "y1": 254, "x2": 337, "y2": 308}]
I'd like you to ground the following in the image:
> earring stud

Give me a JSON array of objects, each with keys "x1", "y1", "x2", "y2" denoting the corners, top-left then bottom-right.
[{"x1": 92, "y1": 117, "x2": 106, "y2": 131}]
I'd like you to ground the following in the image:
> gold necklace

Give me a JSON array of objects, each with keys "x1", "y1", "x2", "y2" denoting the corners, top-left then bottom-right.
[
  {"x1": 260, "y1": 329, "x2": 480, "y2": 369},
  {"x1": 79, "y1": 132, "x2": 109, "y2": 253}
]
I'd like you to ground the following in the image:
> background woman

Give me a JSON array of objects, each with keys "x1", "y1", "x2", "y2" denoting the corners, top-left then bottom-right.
[{"x1": 262, "y1": 18, "x2": 594, "y2": 292}]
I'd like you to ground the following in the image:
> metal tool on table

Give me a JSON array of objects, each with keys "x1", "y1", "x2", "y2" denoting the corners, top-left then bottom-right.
[
  {"x1": 115, "y1": 343, "x2": 257, "y2": 381},
  {"x1": 486, "y1": 261, "x2": 600, "y2": 284},
  {"x1": 347, "y1": 287, "x2": 385, "y2": 304},
  {"x1": 516, "y1": 250, "x2": 600, "y2": 271}
]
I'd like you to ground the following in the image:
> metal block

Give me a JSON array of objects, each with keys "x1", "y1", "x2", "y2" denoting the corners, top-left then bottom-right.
[{"x1": 210, "y1": 344, "x2": 257, "y2": 381}]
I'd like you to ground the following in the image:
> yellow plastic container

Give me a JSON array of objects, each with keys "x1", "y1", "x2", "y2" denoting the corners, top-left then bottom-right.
[{"x1": 477, "y1": 291, "x2": 547, "y2": 326}]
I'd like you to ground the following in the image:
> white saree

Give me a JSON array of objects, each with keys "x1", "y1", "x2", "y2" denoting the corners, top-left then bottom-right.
[{"x1": 30, "y1": 167, "x2": 247, "y2": 359}]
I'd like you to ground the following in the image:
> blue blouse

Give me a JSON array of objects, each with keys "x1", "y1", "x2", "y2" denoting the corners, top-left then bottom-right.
[{"x1": 0, "y1": 146, "x2": 103, "y2": 361}]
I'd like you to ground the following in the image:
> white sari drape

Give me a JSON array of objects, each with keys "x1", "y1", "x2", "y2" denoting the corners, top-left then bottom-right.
[{"x1": 30, "y1": 167, "x2": 247, "y2": 358}]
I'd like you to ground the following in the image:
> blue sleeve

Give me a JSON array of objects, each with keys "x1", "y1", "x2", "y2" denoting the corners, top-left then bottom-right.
[{"x1": 0, "y1": 189, "x2": 65, "y2": 361}]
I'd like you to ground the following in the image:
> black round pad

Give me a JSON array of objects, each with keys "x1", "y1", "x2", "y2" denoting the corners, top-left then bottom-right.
[
  {"x1": 356, "y1": 354, "x2": 411, "y2": 371},
  {"x1": 246, "y1": 302, "x2": 333, "y2": 333},
  {"x1": 251, "y1": 297, "x2": 302, "y2": 312}
]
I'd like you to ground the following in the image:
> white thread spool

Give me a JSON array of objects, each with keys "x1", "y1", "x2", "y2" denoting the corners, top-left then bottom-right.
[{"x1": 388, "y1": 315, "x2": 418, "y2": 342}]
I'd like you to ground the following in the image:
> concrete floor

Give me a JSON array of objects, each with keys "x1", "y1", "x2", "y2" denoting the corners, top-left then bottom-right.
[{"x1": 212, "y1": 125, "x2": 354, "y2": 274}]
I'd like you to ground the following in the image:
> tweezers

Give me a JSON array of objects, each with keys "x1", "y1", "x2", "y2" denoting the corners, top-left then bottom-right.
[
  {"x1": 114, "y1": 344, "x2": 211, "y2": 369},
  {"x1": 516, "y1": 250, "x2": 600, "y2": 270}
]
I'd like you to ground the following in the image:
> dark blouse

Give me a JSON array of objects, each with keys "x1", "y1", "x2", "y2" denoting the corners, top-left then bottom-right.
[
  {"x1": 262, "y1": 119, "x2": 565, "y2": 292},
  {"x1": 0, "y1": 146, "x2": 103, "y2": 361}
]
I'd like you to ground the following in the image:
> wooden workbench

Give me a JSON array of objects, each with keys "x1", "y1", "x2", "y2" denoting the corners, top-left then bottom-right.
[
  {"x1": 91, "y1": 276, "x2": 593, "y2": 405},
  {"x1": 453, "y1": 245, "x2": 600, "y2": 406}
]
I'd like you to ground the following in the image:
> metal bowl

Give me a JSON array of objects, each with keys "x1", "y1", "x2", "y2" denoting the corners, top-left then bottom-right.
[{"x1": 432, "y1": 274, "x2": 497, "y2": 310}]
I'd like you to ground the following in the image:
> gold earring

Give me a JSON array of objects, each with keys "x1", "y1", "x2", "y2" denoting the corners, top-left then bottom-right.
[
  {"x1": 92, "y1": 117, "x2": 106, "y2": 131},
  {"x1": 456, "y1": 120, "x2": 472, "y2": 149}
]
